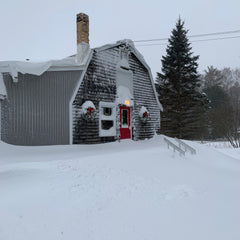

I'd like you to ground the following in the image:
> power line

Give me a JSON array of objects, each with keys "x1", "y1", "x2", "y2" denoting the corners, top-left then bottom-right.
[
  {"x1": 192, "y1": 35, "x2": 240, "y2": 43},
  {"x1": 136, "y1": 35, "x2": 240, "y2": 47},
  {"x1": 134, "y1": 29, "x2": 240, "y2": 43},
  {"x1": 134, "y1": 37, "x2": 168, "y2": 43}
]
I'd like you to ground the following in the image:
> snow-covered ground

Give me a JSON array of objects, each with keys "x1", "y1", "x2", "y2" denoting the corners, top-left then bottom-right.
[{"x1": 0, "y1": 135, "x2": 240, "y2": 240}]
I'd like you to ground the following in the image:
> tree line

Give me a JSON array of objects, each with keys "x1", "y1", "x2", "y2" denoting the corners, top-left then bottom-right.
[
  {"x1": 200, "y1": 66, "x2": 240, "y2": 147},
  {"x1": 155, "y1": 18, "x2": 240, "y2": 147}
]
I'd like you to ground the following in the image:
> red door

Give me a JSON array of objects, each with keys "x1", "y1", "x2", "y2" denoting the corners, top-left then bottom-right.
[{"x1": 120, "y1": 106, "x2": 131, "y2": 139}]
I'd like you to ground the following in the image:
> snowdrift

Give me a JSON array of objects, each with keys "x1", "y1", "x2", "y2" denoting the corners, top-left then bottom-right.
[{"x1": 0, "y1": 136, "x2": 240, "y2": 240}]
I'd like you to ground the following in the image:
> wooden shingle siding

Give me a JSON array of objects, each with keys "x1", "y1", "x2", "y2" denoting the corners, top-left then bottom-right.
[
  {"x1": 129, "y1": 54, "x2": 160, "y2": 140},
  {"x1": 0, "y1": 98, "x2": 10, "y2": 141},
  {"x1": 72, "y1": 48, "x2": 118, "y2": 144},
  {"x1": 2, "y1": 71, "x2": 82, "y2": 145},
  {"x1": 72, "y1": 44, "x2": 160, "y2": 143}
]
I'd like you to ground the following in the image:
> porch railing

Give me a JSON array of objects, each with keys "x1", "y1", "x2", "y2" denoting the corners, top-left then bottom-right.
[
  {"x1": 164, "y1": 137, "x2": 185, "y2": 156},
  {"x1": 175, "y1": 138, "x2": 196, "y2": 155}
]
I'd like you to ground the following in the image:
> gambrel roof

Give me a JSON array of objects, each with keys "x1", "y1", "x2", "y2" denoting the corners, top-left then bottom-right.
[{"x1": 92, "y1": 39, "x2": 162, "y2": 110}]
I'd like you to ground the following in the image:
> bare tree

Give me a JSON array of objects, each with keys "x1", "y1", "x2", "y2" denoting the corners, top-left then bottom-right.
[
  {"x1": 202, "y1": 67, "x2": 240, "y2": 147},
  {"x1": 203, "y1": 66, "x2": 224, "y2": 88},
  {"x1": 227, "y1": 82, "x2": 240, "y2": 147}
]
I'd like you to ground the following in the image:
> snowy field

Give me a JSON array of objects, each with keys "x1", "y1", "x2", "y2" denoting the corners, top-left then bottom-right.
[{"x1": 0, "y1": 135, "x2": 240, "y2": 240}]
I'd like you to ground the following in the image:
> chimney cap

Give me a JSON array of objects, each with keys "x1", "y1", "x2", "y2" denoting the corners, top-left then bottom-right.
[{"x1": 77, "y1": 13, "x2": 89, "y2": 22}]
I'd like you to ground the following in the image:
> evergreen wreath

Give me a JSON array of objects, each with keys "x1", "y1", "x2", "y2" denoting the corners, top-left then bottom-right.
[
  {"x1": 81, "y1": 101, "x2": 96, "y2": 121},
  {"x1": 139, "y1": 106, "x2": 149, "y2": 123}
]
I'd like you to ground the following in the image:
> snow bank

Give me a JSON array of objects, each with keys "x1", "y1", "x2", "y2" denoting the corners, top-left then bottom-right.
[{"x1": 1, "y1": 137, "x2": 240, "y2": 240}]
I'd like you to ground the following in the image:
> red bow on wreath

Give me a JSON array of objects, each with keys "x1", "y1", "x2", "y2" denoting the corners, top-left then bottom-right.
[
  {"x1": 143, "y1": 111, "x2": 148, "y2": 118},
  {"x1": 88, "y1": 107, "x2": 93, "y2": 116}
]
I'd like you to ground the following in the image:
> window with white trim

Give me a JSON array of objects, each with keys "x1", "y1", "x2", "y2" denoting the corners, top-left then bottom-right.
[{"x1": 99, "y1": 102, "x2": 116, "y2": 137}]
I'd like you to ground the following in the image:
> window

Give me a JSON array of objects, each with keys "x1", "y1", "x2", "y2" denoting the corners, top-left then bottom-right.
[
  {"x1": 99, "y1": 102, "x2": 116, "y2": 137},
  {"x1": 101, "y1": 120, "x2": 114, "y2": 130},
  {"x1": 103, "y1": 107, "x2": 112, "y2": 116},
  {"x1": 121, "y1": 109, "x2": 128, "y2": 128}
]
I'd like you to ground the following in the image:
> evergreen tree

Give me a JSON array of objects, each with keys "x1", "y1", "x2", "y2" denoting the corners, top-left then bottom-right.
[{"x1": 156, "y1": 18, "x2": 208, "y2": 139}]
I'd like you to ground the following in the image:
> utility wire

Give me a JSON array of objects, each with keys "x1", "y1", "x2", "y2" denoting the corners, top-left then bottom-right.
[
  {"x1": 134, "y1": 29, "x2": 240, "y2": 43},
  {"x1": 192, "y1": 35, "x2": 240, "y2": 43},
  {"x1": 136, "y1": 35, "x2": 240, "y2": 47}
]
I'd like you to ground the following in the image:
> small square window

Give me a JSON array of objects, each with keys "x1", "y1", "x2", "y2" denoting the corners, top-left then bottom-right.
[
  {"x1": 101, "y1": 120, "x2": 113, "y2": 130},
  {"x1": 103, "y1": 107, "x2": 112, "y2": 116}
]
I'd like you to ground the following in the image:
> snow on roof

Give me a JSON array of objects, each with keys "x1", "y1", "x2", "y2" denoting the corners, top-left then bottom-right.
[
  {"x1": 0, "y1": 53, "x2": 91, "y2": 81},
  {"x1": 94, "y1": 39, "x2": 147, "y2": 66},
  {"x1": 0, "y1": 40, "x2": 145, "y2": 79},
  {"x1": 0, "y1": 40, "x2": 162, "y2": 110}
]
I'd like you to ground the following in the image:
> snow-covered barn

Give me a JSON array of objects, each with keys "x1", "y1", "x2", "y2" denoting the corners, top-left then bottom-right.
[{"x1": 0, "y1": 13, "x2": 162, "y2": 146}]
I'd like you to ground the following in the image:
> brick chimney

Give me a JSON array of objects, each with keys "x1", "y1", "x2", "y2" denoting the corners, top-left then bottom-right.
[{"x1": 76, "y1": 13, "x2": 90, "y2": 64}]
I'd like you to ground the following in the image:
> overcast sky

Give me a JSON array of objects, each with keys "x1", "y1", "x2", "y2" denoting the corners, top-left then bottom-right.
[{"x1": 0, "y1": 0, "x2": 239, "y2": 78}]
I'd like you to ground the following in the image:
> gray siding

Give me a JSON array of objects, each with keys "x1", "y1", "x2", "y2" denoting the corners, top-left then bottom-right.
[{"x1": 2, "y1": 71, "x2": 82, "y2": 145}]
